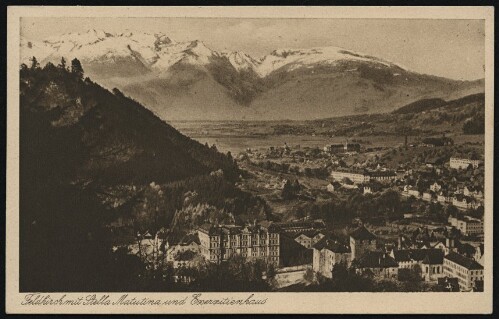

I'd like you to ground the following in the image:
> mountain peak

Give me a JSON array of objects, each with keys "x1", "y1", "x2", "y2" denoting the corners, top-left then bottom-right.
[
  {"x1": 183, "y1": 40, "x2": 215, "y2": 60},
  {"x1": 221, "y1": 50, "x2": 261, "y2": 71},
  {"x1": 86, "y1": 29, "x2": 110, "y2": 36},
  {"x1": 255, "y1": 45, "x2": 404, "y2": 77}
]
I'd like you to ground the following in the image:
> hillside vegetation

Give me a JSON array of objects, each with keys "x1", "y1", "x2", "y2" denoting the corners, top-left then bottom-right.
[{"x1": 305, "y1": 93, "x2": 485, "y2": 137}]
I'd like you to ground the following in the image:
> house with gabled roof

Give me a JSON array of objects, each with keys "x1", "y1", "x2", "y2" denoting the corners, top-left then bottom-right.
[
  {"x1": 167, "y1": 232, "x2": 202, "y2": 261},
  {"x1": 293, "y1": 230, "x2": 325, "y2": 249}
]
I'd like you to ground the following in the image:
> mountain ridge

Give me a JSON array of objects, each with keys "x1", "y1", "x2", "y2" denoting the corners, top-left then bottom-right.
[
  {"x1": 21, "y1": 29, "x2": 485, "y2": 121},
  {"x1": 21, "y1": 29, "x2": 408, "y2": 76}
]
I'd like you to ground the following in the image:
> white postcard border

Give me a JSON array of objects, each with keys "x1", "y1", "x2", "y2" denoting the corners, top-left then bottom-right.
[{"x1": 6, "y1": 5, "x2": 494, "y2": 314}]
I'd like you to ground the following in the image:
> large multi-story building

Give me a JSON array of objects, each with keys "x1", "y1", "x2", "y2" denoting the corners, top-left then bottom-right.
[
  {"x1": 331, "y1": 169, "x2": 396, "y2": 185},
  {"x1": 443, "y1": 252, "x2": 484, "y2": 291},
  {"x1": 197, "y1": 223, "x2": 280, "y2": 266},
  {"x1": 448, "y1": 215, "x2": 484, "y2": 236},
  {"x1": 330, "y1": 169, "x2": 370, "y2": 184},
  {"x1": 368, "y1": 170, "x2": 397, "y2": 183},
  {"x1": 449, "y1": 157, "x2": 481, "y2": 170}
]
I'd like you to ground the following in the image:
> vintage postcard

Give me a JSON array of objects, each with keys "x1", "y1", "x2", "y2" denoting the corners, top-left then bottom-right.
[{"x1": 6, "y1": 6, "x2": 494, "y2": 314}]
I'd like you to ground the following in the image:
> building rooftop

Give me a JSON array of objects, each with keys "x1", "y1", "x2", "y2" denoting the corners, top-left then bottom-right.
[
  {"x1": 445, "y1": 252, "x2": 483, "y2": 270},
  {"x1": 314, "y1": 236, "x2": 351, "y2": 253},
  {"x1": 367, "y1": 170, "x2": 397, "y2": 177},
  {"x1": 177, "y1": 233, "x2": 201, "y2": 246},
  {"x1": 292, "y1": 229, "x2": 324, "y2": 239},
  {"x1": 270, "y1": 219, "x2": 326, "y2": 232},
  {"x1": 451, "y1": 154, "x2": 481, "y2": 161},
  {"x1": 350, "y1": 226, "x2": 376, "y2": 241},
  {"x1": 392, "y1": 248, "x2": 443, "y2": 265},
  {"x1": 358, "y1": 251, "x2": 398, "y2": 268},
  {"x1": 198, "y1": 223, "x2": 274, "y2": 236}
]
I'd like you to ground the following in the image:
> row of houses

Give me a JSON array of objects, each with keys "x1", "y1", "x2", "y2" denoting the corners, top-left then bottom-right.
[
  {"x1": 403, "y1": 185, "x2": 483, "y2": 210},
  {"x1": 311, "y1": 226, "x2": 484, "y2": 291},
  {"x1": 326, "y1": 181, "x2": 383, "y2": 195}
]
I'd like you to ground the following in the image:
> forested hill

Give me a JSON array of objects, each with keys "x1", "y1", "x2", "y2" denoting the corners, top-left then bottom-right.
[
  {"x1": 20, "y1": 60, "x2": 239, "y2": 186},
  {"x1": 19, "y1": 60, "x2": 240, "y2": 291}
]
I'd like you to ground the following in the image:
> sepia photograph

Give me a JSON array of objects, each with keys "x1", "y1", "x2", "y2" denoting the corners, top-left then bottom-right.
[{"x1": 5, "y1": 6, "x2": 494, "y2": 314}]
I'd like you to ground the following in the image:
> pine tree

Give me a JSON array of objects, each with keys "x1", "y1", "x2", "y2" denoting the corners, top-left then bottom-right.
[
  {"x1": 30, "y1": 56, "x2": 40, "y2": 70},
  {"x1": 71, "y1": 58, "x2": 84, "y2": 79},
  {"x1": 58, "y1": 57, "x2": 67, "y2": 71}
]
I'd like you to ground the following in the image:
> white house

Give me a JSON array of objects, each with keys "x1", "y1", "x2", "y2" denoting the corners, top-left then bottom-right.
[{"x1": 449, "y1": 157, "x2": 480, "y2": 170}]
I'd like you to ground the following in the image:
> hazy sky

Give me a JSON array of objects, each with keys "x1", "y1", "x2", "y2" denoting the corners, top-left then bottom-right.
[{"x1": 21, "y1": 18, "x2": 485, "y2": 80}]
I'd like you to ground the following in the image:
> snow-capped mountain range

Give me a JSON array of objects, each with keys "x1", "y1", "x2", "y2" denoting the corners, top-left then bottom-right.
[
  {"x1": 21, "y1": 29, "x2": 404, "y2": 77},
  {"x1": 20, "y1": 29, "x2": 484, "y2": 121}
]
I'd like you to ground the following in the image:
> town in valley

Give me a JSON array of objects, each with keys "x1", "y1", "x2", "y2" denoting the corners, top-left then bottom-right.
[{"x1": 132, "y1": 122, "x2": 485, "y2": 292}]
